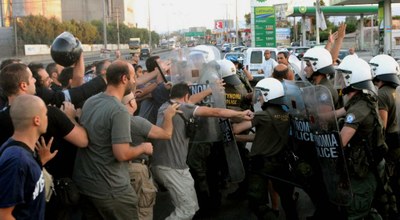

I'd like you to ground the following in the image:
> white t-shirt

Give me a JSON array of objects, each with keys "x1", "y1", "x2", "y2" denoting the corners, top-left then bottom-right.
[{"x1": 261, "y1": 58, "x2": 278, "y2": 78}]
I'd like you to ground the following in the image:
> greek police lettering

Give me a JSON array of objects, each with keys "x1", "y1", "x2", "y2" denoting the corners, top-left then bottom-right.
[
  {"x1": 314, "y1": 133, "x2": 339, "y2": 158},
  {"x1": 293, "y1": 120, "x2": 314, "y2": 142},
  {"x1": 226, "y1": 92, "x2": 241, "y2": 106},
  {"x1": 190, "y1": 84, "x2": 211, "y2": 104}
]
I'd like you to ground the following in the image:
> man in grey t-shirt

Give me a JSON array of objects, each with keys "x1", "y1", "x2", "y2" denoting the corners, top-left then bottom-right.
[
  {"x1": 151, "y1": 83, "x2": 253, "y2": 220},
  {"x1": 73, "y1": 60, "x2": 153, "y2": 220},
  {"x1": 122, "y1": 92, "x2": 180, "y2": 220}
]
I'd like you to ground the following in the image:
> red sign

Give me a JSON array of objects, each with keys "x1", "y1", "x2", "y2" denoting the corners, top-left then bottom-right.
[{"x1": 215, "y1": 21, "x2": 224, "y2": 29}]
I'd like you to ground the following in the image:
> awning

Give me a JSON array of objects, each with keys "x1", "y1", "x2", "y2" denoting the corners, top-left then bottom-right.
[
  {"x1": 330, "y1": 0, "x2": 400, "y2": 5},
  {"x1": 289, "y1": 5, "x2": 378, "y2": 16}
]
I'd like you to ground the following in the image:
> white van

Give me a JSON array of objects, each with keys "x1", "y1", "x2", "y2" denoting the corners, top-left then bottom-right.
[{"x1": 243, "y1": 47, "x2": 279, "y2": 83}]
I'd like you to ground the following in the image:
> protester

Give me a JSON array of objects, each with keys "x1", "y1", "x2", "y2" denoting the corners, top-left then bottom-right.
[
  {"x1": 0, "y1": 94, "x2": 53, "y2": 220},
  {"x1": 73, "y1": 60, "x2": 152, "y2": 220},
  {"x1": 122, "y1": 92, "x2": 180, "y2": 220}
]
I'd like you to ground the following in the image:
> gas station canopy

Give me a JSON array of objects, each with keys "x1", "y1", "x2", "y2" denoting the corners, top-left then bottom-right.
[
  {"x1": 289, "y1": 5, "x2": 378, "y2": 17},
  {"x1": 330, "y1": 0, "x2": 400, "y2": 5}
]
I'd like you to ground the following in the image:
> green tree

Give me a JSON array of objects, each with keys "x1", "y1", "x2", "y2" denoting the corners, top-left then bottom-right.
[
  {"x1": 245, "y1": 13, "x2": 251, "y2": 25},
  {"x1": 345, "y1": 16, "x2": 358, "y2": 33}
]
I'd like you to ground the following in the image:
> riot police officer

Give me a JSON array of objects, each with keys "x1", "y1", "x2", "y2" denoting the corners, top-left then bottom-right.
[
  {"x1": 369, "y1": 54, "x2": 400, "y2": 218},
  {"x1": 303, "y1": 47, "x2": 341, "y2": 109},
  {"x1": 337, "y1": 55, "x2": 386, "y2": 219},
  {"x1": 233, "y1": 78, "x2": 298, "y2": 220}
]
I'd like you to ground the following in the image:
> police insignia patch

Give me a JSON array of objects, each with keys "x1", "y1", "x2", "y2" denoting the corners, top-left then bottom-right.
[{"x1": 345, "y1": 113, "x2": 355, "y2": 123}]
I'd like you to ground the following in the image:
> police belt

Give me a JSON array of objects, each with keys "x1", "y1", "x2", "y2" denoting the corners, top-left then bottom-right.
[{"x1": 130, "y1": 159, "x2": 149, "y2": 165}]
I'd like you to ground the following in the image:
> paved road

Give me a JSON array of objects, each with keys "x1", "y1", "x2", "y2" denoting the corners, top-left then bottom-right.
[{"x1": 153, "y1": 182, "x2": 315, "y2": 220}]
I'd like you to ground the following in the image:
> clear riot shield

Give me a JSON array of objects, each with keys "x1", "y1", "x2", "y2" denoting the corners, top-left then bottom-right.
[
  {"x1": 210, "y1": 81, "x2": 245, "y2": 183},
  {"x1": 288, "y1": 54, "x2": 302, "y2": 79},
  {"x1": 301, "y1": 85, "x2": 352, "y2": 206},
  {"x1": 396, "y1": 87, "x2": 400, "y2": 135},
  {"x1": 283, "y1": 80, "x2": 316, "y2": 185}
]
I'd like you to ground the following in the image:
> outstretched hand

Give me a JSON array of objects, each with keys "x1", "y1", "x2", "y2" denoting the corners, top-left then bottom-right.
[{"x1": 36, "y1": 137, "x2": 58, "y2": 166}]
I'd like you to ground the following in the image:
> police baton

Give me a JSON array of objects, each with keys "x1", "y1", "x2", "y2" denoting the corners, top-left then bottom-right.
[{"x1": 155, "y1": 61, "x2": 168, "y2": 83}]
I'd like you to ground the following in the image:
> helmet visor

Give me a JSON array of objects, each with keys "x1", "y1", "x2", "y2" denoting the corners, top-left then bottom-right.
[{"x1": 223, "y1": 74, "x2": 242, "y2": 86}]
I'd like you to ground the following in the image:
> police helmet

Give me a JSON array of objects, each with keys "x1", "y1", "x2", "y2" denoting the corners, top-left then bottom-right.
[
  {"x1": 302, "y1": 47, "x2": 335, "y2": 75},
  {"x1": 337, "y1": 55, "x2": 377, "y2": 95},
  {"x1": 190, "y1": 45, "x2": 220, "y2": 63},
  {"x1": 254, "y1": 78, "x2": 285, "y2": 105},
  {"x1": 50, "y1": 32, "x2": 83, "y2": 67},
  {"x1": 369, "y1": 54, "x2": 400, "y2": 86},
  {"x1": 217, "y1": 59, "x2": 242, "y2": 86}
]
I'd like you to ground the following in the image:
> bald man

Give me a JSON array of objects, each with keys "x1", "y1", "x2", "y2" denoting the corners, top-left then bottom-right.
[
  {"x1": 272, "y1": 64, "x2": 290, "y2": 81},
  {"x1": 0, "y1": 94, "x2": 48, "y2": 220}
]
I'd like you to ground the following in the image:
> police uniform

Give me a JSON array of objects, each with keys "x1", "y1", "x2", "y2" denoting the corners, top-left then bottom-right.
[
  {"x1": 377, "y1": 85, "x2": 400, "y2": 148},
  {"x1": 343, "y1": 94, "x2": 380, "y2": 219},
  {"x1": 377, "y1": 84, "x2": 400, "y2": 218},
  {"x1": 248, "y1": 105, "x2": 298, "y2": 220},
  {"x1": 319, "y1": 77, "x2": 340, "y2": 109}
]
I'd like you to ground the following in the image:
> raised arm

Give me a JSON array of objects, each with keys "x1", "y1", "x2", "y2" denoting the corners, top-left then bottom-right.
[
  {"x1": 330, "y1": 23, "x2": 346, "y2": 64},
  {"x1": 70, "y1": 53, "x2": 85, "y2": 88}
]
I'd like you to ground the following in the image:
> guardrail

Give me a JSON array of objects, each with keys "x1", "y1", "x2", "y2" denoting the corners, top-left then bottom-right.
[{"x1": 6, "y1": 48, "x2": 173, "y2": 66}]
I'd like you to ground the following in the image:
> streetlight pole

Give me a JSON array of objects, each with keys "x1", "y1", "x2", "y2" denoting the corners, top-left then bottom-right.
[
  {"x1": 14, "y1": 16, "x2": 18, "y2": 56},
  {"x1": 116, "y1": 7, "x2": 120, "y2": 50},
  {"x1": 148, "y1": 0, "x2": 152, "y2": 49},
  {"x1": 102, "y1": 0, "x2": 108, "y2": 49},
  {"x1": 235, "y1": 0, "x2": 238, "y2": 45}
]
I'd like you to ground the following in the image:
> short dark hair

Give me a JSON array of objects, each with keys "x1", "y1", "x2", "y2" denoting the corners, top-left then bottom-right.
[
  {"x1": 145, "y1": 56, "x2": 160, "y2": 72},
  {"x1": 0, "y1": 63, "x2": 30, "y2": 96},
  {"x1": 58, "y1": 67, "x2": 74, "y2": 89},
  {"x1": 106, "y1": 61, "x2": 130, "y2": 86},
  {"x1": 28, "y1": 62, "x2": 45, "y2": 88},
  {"x1": 278, "y1": 51, "x2": 289, "y2": 59},
  {"x1": 272, "y1": 66, "x2": 288, "y2": 81},
  {"x1": 170, "y1": 83, "x2": 190, "y2": 99},
  {"x1": 46, "y1": 63, "x2": 58, "y2": 75},
  {"x1": 0, "y1": 58, "x2": 22, "y2": 70},
  {"x1": 95, "y1": 59, "x2": 110, "y2": 76}
]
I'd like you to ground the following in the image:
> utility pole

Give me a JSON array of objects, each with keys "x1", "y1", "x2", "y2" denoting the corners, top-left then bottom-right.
[
  {"x1": 102, "y1": 0, "x2": 107, "y2": 49},
  {"x1": 235, "y1": 0, "x2": 238, "y2": 45},
  {"x1": 116, "y1": 7, "x2": 120, "y2": 50},
  {"x1": 14, "y1": 16, "x2": 18, "y2": 56},
  {"x1": 315, "y1": 0, "x2": 320, "y2": 45},
  {"x1": 148, "y1": 0, "x2": 152, "y2": 49}
]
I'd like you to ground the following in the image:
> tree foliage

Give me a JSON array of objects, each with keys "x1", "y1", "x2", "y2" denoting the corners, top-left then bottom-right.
[
  {"x1": 17, "y1": 15, "x2": 159, "y2": 46},
  {"x1": 245, "y1": 13, "x2": 251, "y2": 25}
]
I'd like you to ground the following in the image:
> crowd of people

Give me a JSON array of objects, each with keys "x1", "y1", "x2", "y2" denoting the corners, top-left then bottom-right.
[{"x1": 0, "y1": 23, "x2": 400, "y2": 220}]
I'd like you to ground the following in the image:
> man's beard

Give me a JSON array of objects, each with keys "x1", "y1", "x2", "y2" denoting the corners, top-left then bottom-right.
[{"x1": 124, "y1": 84, "x2": 132, "y2": 96}]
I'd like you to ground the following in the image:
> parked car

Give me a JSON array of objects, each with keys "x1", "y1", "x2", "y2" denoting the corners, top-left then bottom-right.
[
  {"x1": 287, "y1": 46, "x2": 310, "y2": 59},
  {"x1": 223, "y1": 52, "x2": 245, "y2": 63},
  {"x1": 221, "y1": 43, "x2": 232, "y2": 52},
  {"x1": 231, "y1": 46, "x2": 247, "y2": 52},
  {"x1": 338, "y1": 49, "x2": 350, "y2": 61},
  {"x1": 140, "y1": 48, "x2": 150, "y2": 60}
]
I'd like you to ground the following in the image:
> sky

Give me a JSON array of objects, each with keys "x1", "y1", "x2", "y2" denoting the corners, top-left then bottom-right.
[
  {"x1": 134, "y1": 0, "x2": 251, "y2": 33},
  {"x1": 134, "y1": 0, "x2": 400, "y2": 33}
]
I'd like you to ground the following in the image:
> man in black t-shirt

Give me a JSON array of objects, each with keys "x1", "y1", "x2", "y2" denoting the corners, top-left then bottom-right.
[{"x1": 0, "y1": 63, "x2": 89, "y2": 219}]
